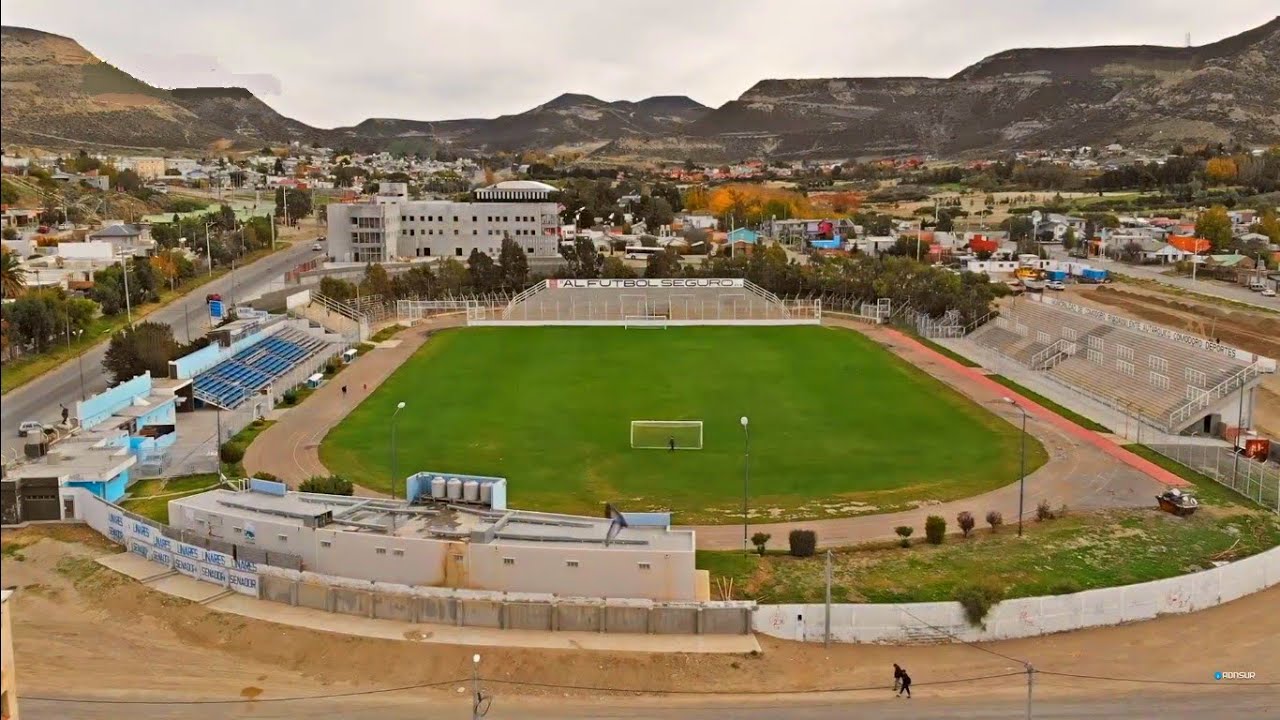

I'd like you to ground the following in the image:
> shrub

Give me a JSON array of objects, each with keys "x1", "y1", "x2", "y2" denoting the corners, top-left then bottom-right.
[
  {"x1": 1049, "y1": 580, "x2": 1081, "y2": 595},
  {"x1": 957, "y1": 511, "x2": 975, "y2": 538},
  {"x1": 751, "y1": 532, "x2": 772, "y2": 556},
  {"x1": 252, "y1": 471, "x2": 279, "y2": 482},
  {"x1": 788, "y1": 529, "x2": 817, "y2": 558},
  {"x1": 894, "y1": 525, "x2": 913, "y2": 548},
  {"x1": 1037, "y1": 500, "x2": 1058, "y2": 521},
  {"x1": 924, "y1": 515, "x2": 946, "y2": 544},
  {"x1": 219, "y1": 442, "x2": 244, "y2": 464},
  {"x1": 955, "y1": 582, "x2": 1004, "y2": 628},
  {"x1": 282, "y1": 388, "x2": 299, "y2": 406},
  {"x1": 986, "y1": 510, "x2": 1004, "y2": 532},
  {"x1": 299, "y1": 474, "x2": 354, "y2": 496},
  {"x1": 324, "y1": 358, "x2": 341, "y2": 375}
]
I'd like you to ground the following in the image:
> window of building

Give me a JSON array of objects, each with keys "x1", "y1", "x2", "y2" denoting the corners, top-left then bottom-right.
[
  {"x1": 375, "y1": 547, "x2": 387, "y2": 555},
  {"x1": 277, "y1": 534, "x2": 288, "y2": 542},
  {"x1": 350, "y1": 217, "x2": 358, "y2": 225},
  {"x1": 565, "y1": 560, "x2": 579, "y2": 568},
  {"x1": 472, "y1": 216, "x2": 477, "y2": 222},
  {"x1": 425, "y1": 248, "x2": 431, "y2": 256},
  {"x1": 637, "y1": 562, "x2": 652, "y2": 570},
  {"x1": 233, "y1": 526, "x2": 242, "y2": 534},
  {"x1": 455, "y1": 247, "x2": 463, "y2": 256},
  {"x1": 400, "y1": 216, "x2": 406, "y2": 222},
  {"x1": 473, "y1": 230, "x2": 478, "y2": 235},
  {"x1": 454, "y1": 229, "x2": 459, "y2": 235},
  {"x1": 409, "y1": 229, "x2": 415, "y2": 236},
  {"x1": 392, "y1": 549, "x2": 405, "y2": 556},
  {"x1": 453, "y1": 216, "x2": 458, "y2": 222},
  {"x1": 320, "y1": 540, "x2": 332, "y2": 548},
  {"x1": 527, "y1": 247, "x2": 534, "y2": 253},
  {"x1": 503, "y1": 557, "x2": 515, "y2": 566}
]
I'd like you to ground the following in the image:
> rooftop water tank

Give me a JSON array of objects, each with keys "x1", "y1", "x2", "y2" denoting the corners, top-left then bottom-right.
[
  {"x1": 463, "y1": 480, "x2": 480, "y2": 503},
  {"x1": 446, "y1": 477, "x2": 463, "y2": 500},
  {"x1": 479, "y1": 482, "x2": 492, "y2": 505},
  {"x1": 431, "y1": 476, "x2": 446, "y2": 499}
]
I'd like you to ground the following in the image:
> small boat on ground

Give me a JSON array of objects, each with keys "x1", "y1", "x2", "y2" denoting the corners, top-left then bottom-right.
[{"x1": 1156, "y1": 488, "x2": 1198, "y2": 516}]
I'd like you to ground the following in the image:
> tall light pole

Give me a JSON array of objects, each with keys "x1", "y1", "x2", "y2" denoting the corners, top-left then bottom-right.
[
  {"x1": 391, "y1": 401, "x2": 406, "y2": 503},
  {"x1": 117, "y1": 253, "x2": 133, "y2": 326},
  {"x1": 203, "y1": 221, "x2": 216, "y2": 276},
  {"x1": 470, "y1": 653, "x2": 489, "y2": 720},
  {"x1": 74, "y1": 329, "x2": 86, "y2": 401},
  {"x1": 740, "y1": 415, "x2": 750, "y2": 554},
  {"x1": 1002, "y1": 397, "x2": 1029, "y2": 537}
]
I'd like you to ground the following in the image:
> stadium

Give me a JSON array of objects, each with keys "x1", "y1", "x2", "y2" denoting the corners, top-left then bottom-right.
[{"x1": 320, "y1": 279, "x2": 1041, "y2": 523}]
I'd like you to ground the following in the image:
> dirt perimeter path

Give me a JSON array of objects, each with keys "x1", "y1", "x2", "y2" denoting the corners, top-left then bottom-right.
[
  {"x1": 244, "y1": 315, "x2": 464, "y2": 491},
  {"x1": 690, "y1": 321, "x2": 1177, "y2": 549}
]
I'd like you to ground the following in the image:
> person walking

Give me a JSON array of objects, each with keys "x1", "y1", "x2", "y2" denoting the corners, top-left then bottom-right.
[
  {"x1": 897, "y1": 668, "x2": 912, "y2": 699},
  {"x1": 341, "y1": 385, "x2": 348, "y2": 398},
  {"x1": 668, "y1": 436, "x2": 676, "y2": 452},
  {"x1": 892, "y1": 663, "x2": 905, "y2": 693}
]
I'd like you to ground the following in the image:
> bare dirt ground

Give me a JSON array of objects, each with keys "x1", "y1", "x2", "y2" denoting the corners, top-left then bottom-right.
[
  {"x1": 1066, "y1": 284, "x2": 1280, "y2": 438},
  {"x1": 3, "y1": 524, "x2": 1276, "y2": 711}
]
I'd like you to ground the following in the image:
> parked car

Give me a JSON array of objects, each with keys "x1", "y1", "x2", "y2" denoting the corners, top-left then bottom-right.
[
  {"x1": 1047, "y1": 280, "x2": 1066, "y2": 291},
  {"x1": 18, "y1": 421, "x2": 46, "y2": 437},
  {"x1": 1263, "y1": 287, "x2": 1277, "y2": 298},
  {"x1": 312, "y1": 242, "x2": 323, "y2": 251},
  {"x1": 205, "y1": 293, "x2": 222, "y2": 304}
]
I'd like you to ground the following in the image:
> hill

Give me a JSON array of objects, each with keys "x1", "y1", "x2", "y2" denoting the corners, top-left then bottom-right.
[{"x1": 3, "y1": 18, "x2": 1277, "y2": 160}]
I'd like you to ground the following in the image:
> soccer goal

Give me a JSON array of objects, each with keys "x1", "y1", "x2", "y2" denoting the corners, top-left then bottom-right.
[
  {"x1": 631, "y1": 420, "x2": 703, "y2": 450},
  {"x1": 624, "y1": 315, "x2": 668, "y2": 329}
]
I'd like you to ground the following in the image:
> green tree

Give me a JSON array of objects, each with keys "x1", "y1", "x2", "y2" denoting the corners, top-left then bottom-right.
[
  {"x1": 1, "y1": 178, "x2": 21, "y2": 205},
  {"x1": 601, "y1": 256, "x2": 637, "y2": 278},
  {"x1": 5, "y1": 291, "x2": 63, "y2": 352},
  {"x1": 318, "y1": 276, "x2": 357, "y2": 302},
  {"x1": 644, "y1": 248, "x2": 684, "y2": 278},
  {"x1": 274, "y1": 187, "x2": 313, "y2": 224},
  {"x1": 559, "y1": 237, "x2": 602, "y2": 278},
  {"x1": 1062, "y1": 227, "x2": 1078, "y2": 251},
  {"x1": 643, "y1": 197, "x2": 674, "y2": 229},
  {"x1": 1251, "y1": 210, "x2": 1280, "y2": 244},
  {"x1": 467, "y1": 249, "x2": 499, "y2": 292},
  {"x1": 114, "y1": 169, "x2": 142, "y2": 192},
  {"x1": 497, "y1": 236, "x2": 530, "y2": 289},
  {"x1": 435, "y1": 257, "x2": 470, "y2": 294},
  {"x1": 101, "y1": 321, "x2": 180, "y2": 383},
  {"x1": 1, "y1": 250, "x2": 27, "y2": 298},
  {"x1": 359, "y1": 262, "x2": 394, "y2": 299},
  {"x1": 1194, "y1": 205, "x2": 1233, "y2": 250}
]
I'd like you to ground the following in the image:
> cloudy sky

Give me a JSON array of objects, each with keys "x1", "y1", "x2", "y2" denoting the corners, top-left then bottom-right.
[{"x1": 4, "y1": 0, "x2": 1276, "y2": 128}]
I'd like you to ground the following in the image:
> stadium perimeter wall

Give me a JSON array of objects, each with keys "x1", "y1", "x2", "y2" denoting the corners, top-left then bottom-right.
[
  {"x1": 63, "y1": 489, "x2": 1278, "y2": 643},
  {"x1": 753, "y1": 544, "x2": 1280, "y2": 644}
]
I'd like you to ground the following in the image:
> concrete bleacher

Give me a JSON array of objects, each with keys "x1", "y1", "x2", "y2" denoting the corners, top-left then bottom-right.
[
  {"x1": 193, "y1": 327, "x2": 333, "y2": 410},
  {"x1": 968, "y1": 298, "x2": 1258, "y2": 431},
  {"x1": 480, "y1": 279, "x2": 819, "y2": 325}
]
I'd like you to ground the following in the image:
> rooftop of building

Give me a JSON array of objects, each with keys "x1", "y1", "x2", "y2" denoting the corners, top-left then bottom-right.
[
  {"x1": 174, "y1": 488, "x2": 693, "y2": 551},
  {"x1": 3, "y1": 431, "x2": 136, "y2": 482}
]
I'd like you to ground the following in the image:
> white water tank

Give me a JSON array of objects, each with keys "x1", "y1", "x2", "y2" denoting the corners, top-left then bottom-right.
[
  {"x1": 431, "y1": 476, "x2": 446, "y2": 499},
  {"x1": 463, "y1": 480, "x2": 480, "y2": 503},
  {"x1": 479, "y1": 482, "x2": 492, "y2": 506},
  {"x1": 446, "y1": 477, "x2": 463, "y2": 500}
]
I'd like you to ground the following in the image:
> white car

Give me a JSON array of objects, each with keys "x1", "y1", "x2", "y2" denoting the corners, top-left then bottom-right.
[
  {"x1": 18, "y1": 421, "x2": 46, "y2": 437},
  {"x1": 1263, "y1": 287, "x2": 1277, "y2": 298},
  {"x1": 1047, "y1": 280, "x2": 1066, "y2": 291},
  {"x1": 312, "y1": 242, "x2": 323, "y2": 251}
]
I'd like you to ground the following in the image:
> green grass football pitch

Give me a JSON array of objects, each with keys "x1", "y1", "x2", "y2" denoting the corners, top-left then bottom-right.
[{"x1": 320, "y1": 326, "x2": 1045, "y2": 524}]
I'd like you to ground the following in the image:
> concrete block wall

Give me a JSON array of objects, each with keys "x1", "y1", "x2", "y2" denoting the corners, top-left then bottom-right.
[
  {"x1": 253, "y1": 566, "x2": 755, "y2": 635},
  {"x1": 753, "y1": 545, "x2": 1280, "y2": 644}
]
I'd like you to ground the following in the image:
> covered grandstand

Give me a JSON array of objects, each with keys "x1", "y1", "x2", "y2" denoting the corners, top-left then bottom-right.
[
  {"x1": 966, "y1": 296, "x2": 1271, "y2": 434},
  {"x1": 190, "y1": 325, "x2": 338, "y2": 410}
]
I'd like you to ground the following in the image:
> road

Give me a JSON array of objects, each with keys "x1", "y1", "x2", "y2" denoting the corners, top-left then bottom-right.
[
  {"x1": 0, "y1": 238, "x2": 323, "y2": 443},
  {"x1": 1045, "y1": 248, "x2": 1278, "y2": 311},
  {"x1": 20, "y1": 688, "x2": 1278, "y2": 719}
]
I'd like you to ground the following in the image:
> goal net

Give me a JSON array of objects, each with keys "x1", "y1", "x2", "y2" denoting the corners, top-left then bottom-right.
[
  {"x1": 631, "y1": 420, "x2": 703, "y2": 450},
  {"x1": 624, "y1": 315, "x2": 668, "y2": 329}
]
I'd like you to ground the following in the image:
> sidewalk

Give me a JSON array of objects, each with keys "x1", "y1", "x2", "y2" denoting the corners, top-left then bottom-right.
[{"x1": 97, "y1": 552, "x2": 761, "y2": 654}]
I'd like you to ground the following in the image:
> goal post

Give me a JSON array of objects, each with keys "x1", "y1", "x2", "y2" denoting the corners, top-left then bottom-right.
[
  {"x1": 624, "y1": 315, "x2": 668, "y2": 329},
  {"x1": 631, "y1": 420, "x2": 703, "y2": 450}
]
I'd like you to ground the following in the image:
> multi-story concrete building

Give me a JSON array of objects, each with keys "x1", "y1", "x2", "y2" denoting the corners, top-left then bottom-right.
[{"x1": 326, "y1": 180, "x2": 562, "y2": 263}]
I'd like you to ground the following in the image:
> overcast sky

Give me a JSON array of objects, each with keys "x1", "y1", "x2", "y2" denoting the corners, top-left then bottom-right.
[{"x1": 4, "y1": 0, "x2": 1276, "y2": 128}]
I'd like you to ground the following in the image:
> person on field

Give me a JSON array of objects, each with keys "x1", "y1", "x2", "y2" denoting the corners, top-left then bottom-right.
[
  {"x1": 893, "y1": 663, "x2": 905, "y2": 692},
  {"x1": 341, "y1": 385, "x2": 347, "y2": 398},
  {"x1": 668, "y1": 436, "x2": 676, "y2": 452},
  {"x1": 897, "y1": 668, "x2": 912, "y2": 698}
]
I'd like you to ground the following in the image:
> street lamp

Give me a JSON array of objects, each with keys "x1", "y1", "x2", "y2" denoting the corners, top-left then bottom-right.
[
  {"x1": 740, "y1": 415, "x2": 750, "y2": 554},
  {"x1": 1002, "y1": 397, "x2": 1029, "y2": 537},
  {"x1": 391, "y1": 401, "x2": 406, "y2": 502},
  {"x1": 74, "y1": 329, "x2": 86, "y2": 401},
  {"x1": 470, "y1": 653, "x2": 488, "y2": 720},
  {"x1": 203, "y1": 221, "x2": 216, "y2": 276},
  {"x1": 116, "y1": 253, "x2": 133, "y2": 326}
]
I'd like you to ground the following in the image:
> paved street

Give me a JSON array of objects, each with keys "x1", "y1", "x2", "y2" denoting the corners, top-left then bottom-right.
[
  {"x1": 1044, "y1": 248, "x2": 1278, "y2": 311},
  {"x1": 20, "y1": 688, "x2": 1278, "y2": 719},
  {"x1": 0, "y1": 238, "x2": 323, "y2": 443}
]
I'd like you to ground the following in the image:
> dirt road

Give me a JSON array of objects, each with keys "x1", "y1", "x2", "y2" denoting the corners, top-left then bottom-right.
[{"x1": 3, "y1": 526, "x2": 1276, "y2": 716}]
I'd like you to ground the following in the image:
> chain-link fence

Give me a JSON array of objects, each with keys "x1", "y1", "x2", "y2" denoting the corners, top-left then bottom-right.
[{"x1": 1146, "y1": 442, "x2": 1279, "y2": 513}]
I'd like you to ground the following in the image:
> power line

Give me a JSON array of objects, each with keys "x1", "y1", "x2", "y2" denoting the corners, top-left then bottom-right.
[
  {"x1": 891, "y1": 602, "x2": 1030, "y2": 667},
  {"x1": 24, "y1": 677, "x2": 469, "y2": 706},
  {"x1": 1038, "y1": 670, "x2": 1279, "y2": 687}
]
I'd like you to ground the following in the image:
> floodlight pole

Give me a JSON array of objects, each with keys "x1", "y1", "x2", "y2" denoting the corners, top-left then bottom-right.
[
  {"x1": 1003, "y1": 398, "x2": 1029, "y2": 537},
  {"x1": 391, "y1": 401, "x2": 406, "y2": 501},
  {"x1": 740, "y1": 416, "x2": 750, "y2": 554}
]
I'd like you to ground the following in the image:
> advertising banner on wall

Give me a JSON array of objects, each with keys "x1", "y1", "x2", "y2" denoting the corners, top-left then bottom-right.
[{"x1": 548, "y1": 278, "x2": 746, "y2": 290}]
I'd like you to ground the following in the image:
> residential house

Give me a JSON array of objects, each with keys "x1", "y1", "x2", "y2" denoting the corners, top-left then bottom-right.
[
  {"x1": 88, "y1": 223, "x2": 154, "y2": 256},
  {"x1": 120, "y1": 156, "x2": 165, "y2": 180}
]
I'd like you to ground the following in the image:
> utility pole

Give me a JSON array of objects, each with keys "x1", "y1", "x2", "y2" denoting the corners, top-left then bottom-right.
[
  {"x1": 1025, "y1": 663, "x2": 1035, "y2": 720},
  {"x1": 823, "y1": 549, "x2": 832, "y2": 648},
  {"x1": 120, "y1": 254, "x2": 133, "y2": 326}
]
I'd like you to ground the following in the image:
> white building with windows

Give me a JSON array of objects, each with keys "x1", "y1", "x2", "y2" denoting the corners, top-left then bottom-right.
[{"x1": 326, "y1": 181, "x2": 562, "y2": 263}]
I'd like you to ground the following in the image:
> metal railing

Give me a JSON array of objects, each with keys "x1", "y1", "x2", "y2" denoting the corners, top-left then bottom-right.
[
  {"x1": 1030, "y1": 339, "x2": 1069, "y2": 370},
  {"x1": 1167, "y1": 362, "x2": 1263, "y2": 429}
]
